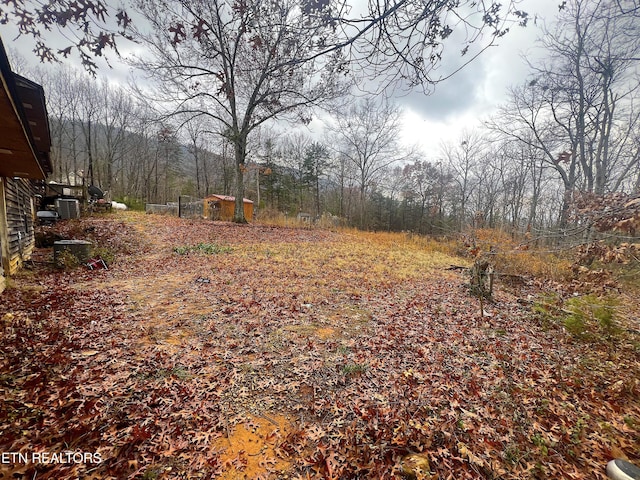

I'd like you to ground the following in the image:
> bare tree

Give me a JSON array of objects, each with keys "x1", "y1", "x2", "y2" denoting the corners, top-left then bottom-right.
[
  {"x1": 490, "y1": 0, "x2": 640, "y2": 226},
  {"x1": 75, "y1": 77, "x2": 100, "y2": 186},
  {"x1": 3, "y1": 0, "x2": 528, "y2": 87},
  {"x1": 183, "y1": 115, "x2": 218, "y2": 198},
  {"x1": 33, "y1": 65, "x2": 82, "y2": 185},
  {"x1": 402, "y1": 160, "x2": 441, "y2": 234},
  {"x1": 327, "y1": 97, "x2": 411, "y2": 228},
  {"x1": 471, "y1": 146, "x2": 503, "y2": 229},
  {"x1": 440, "y1": 131, "x2": 485, "y2": 230},
  {"x1": 129, "y1": 0, "x2": 347, "y2": 221},
  {"x1": 95, "y1": 80, "x2": 135, "y2": 195},
  {"x1": 497, "y1": 137, "x2": 548, "y2": 231}
]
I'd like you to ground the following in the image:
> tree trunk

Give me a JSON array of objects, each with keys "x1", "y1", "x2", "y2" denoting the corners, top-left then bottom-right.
[
  {"x1": 315, "y1": 172, "x2": 321, "y2": 218},
  {"x1": 233, "y1": 134, "x2": 247, "y2": 223},
  {"x1": 86, "y1": 119, "x2": 95, "y2": 186}
]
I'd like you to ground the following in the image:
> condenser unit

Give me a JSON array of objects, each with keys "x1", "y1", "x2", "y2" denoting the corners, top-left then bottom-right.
[{"x1": 55, "y1": 198, "x2": 80, "y2": 219}]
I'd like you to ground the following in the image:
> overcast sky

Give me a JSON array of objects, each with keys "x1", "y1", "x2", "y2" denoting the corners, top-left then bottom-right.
[
  {"x1": 392, "y1": 0, "x2": 561, "y2": 156},
  {"x1": 306, "y1": 0, "x2": 562, "y2": 157},
  {"x1": 0, "y1": 0, "x2": 562, "y2": 158}
]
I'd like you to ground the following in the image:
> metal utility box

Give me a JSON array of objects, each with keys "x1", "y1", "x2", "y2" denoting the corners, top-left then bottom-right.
[
  {"x1": 53, "y1": 240, "x2": 92, "y2": 265},
  {"x1": 36, "y1": 210, "x2": 59, "y2": 225},
  {"x1": 55, "y1": 198, "x2": 80, "y2": 219}
]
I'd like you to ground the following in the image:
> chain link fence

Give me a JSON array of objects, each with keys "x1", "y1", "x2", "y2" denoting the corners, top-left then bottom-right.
[{"x1": 178, "y1": 195, "x2": 204, "y2": 219}]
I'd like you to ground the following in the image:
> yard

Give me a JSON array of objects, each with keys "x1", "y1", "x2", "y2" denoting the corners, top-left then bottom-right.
[{"x1": 1, "y1": 212, "x2": 639, "y2": 479}]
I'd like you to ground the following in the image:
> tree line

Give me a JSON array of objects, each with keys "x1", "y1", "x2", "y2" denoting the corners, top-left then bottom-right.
[
  {"x1": 5, "y1": 0, "x2": 528, "y2": 222},
  {"x1": 10, "y1": 0, "x2": 640, "y2": 236}
]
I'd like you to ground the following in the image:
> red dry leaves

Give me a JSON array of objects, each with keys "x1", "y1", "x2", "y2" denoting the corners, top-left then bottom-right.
[{"x1": 1, "y1": 212, "x2": 639, "y2": 479}]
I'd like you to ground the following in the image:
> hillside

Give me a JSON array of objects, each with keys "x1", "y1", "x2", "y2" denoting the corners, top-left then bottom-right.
[{"x1": 1, "y1": 212, "x2": 639, "y2": 479}]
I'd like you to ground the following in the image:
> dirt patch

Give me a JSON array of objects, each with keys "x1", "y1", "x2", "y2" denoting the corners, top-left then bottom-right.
[
  {"x1": 315, "y1": 326, "x2": 336, "y2": 339},
  {"x1": 280, "y1": 324, "x2": 338, "y2": 340},
  {"x1": 212, "y1": 414, "x2": 291, "y2": 479}
]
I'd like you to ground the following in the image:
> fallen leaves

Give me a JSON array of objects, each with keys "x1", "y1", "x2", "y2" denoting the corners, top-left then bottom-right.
[
  {"x1": 0, "y1": 212, "x2": 639, "y2": 479},
  {"x1": 212, "y1": 414, "x2": 291, "y2": 479},
  {"x1": 400, "y1": 452, "x2": 432, "y2": 479}
]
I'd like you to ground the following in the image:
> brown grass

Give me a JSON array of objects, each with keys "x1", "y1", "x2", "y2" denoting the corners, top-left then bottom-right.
[{"x1": 4, "y1": 213, "x2": 637, "y2": 479}]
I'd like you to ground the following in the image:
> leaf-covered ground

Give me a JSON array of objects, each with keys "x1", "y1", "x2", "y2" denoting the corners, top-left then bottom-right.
[{"x1": 1, "y1": 212, "x2": 639, "y2": 479}]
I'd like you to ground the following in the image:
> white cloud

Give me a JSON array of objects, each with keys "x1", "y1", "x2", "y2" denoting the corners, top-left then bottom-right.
[
  {"x1": 397, "y1": 0, "x2": 560, "y2": 157},
  {"x1": 1, "y1": 0, "x2": 561, "y2": 161}
]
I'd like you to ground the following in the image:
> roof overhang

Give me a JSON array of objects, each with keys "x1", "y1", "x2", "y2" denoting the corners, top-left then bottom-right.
[
  {"x1": 207, "y1": 194, "x2": 254, "y2": 204},
  {"x1": 0, "y1": 37, "x2": 52, "y2": 180}
]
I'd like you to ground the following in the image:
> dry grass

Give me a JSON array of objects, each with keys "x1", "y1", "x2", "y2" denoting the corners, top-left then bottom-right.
[
  {"x1": 235, "y1": 228, "x2": 460, "y2": 288},
  {"x1": 465, "y1": 228, "x2": 573, "y2": 281},
  {"x1": 253, "y1": 221, "x2": 574, "y2": 281},
  {"x1": 5, "y1": 212, "x2": 640, "y2": 479}
]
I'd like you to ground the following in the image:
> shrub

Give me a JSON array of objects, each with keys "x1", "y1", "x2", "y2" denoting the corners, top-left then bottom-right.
[
  {"x1": 173, "y1": 242, "x2": 232, "y2": 255},
  {"x1": 563, "y1": 294, "x2": 620, "y2": 339},
  {"x1": 55, "y1": 249, "x2": 80, "y2": 269},
  {"x1": 91, "y1": 246, "x2": 115, "y2": 265}
]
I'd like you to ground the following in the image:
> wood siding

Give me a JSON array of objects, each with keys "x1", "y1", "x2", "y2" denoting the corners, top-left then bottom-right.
[
  {"x1": 0, "y1": 177, "x2": 36, "y2": 278},
  {"x1": 204, "y1": 195, "x2": 254, "y2": 222}
]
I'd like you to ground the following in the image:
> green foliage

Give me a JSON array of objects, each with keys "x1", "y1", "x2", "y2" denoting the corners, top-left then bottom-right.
[
  {"x1": 563, "y1": 294, "x2": 619, "y2": 339},
  {"x1": 173, "y1": 242, "x2": 232, "y2": 255},
  {"x1": 570, "y1": 416, "x2": 589, "y2": 445},
  {"x1": 530, "y1": 433, "x2": 548, "y2": 456},
  {"x1": 533, "y1": 462, "x2": 546, "y2": 478},
  {"x1": 532, "y1": 292, "x2": 622, "y2": 341},
  {"x1": 341, "y1": 363, "x2": 367, "y2": 376},
  {"x1": 55, "y1": 249, "x2": 80, "y2": 269},
  {"x1": 116, "y1": 197, "x2": 146, "y2": 211},
  {"x1": 91, "y1": 246, "x2": 115, "y2": 265},
  {"x1": 168, "y1": 366, "x2": 190, "y2": 380},
  {"x1": 532, "y1": 292, "x2": 561, "y2": 319},
  {"x1": 142, "y1": 467, "x2": 160, "y2": 480},
  {"x1": 624, "y1": 415, "x2": 639, "y2": 431},
  {"x1": 503, "y1": 445, "x2": 522, "y2": 465},
  {"x1": 535, "y1": 398, "x2": 550, "y2": 415},
  {"x1": 172, "y1": 245, "x2": 189, "y2": 255},
  {"x1": 336, "y1": 345, "x2": 351, "y2": 355}
]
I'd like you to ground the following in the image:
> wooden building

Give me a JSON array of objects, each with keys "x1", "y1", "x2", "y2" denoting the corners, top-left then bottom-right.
[
  {"x1": 0, "y1": 36, "x2": 52, "y2": 292},
  {"x1": 203, "y1": 194, "x2": 254, "y2": 222}
]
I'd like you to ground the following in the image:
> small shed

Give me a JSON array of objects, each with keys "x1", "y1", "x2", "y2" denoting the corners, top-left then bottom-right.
[
  {"x1": 297, "y1": 212, "x2": 312, "y2": 223},
  {"x1": 204, "y1": 194, "x2": 254, "y2": 222},
  {"x1": 0, "y1": 36, "x2": 52, "y2": 292}
]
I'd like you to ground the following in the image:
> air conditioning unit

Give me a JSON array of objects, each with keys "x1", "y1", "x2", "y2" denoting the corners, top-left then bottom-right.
[{"x1": 55, "y1": 199, "x2": 80, "y2": 219}]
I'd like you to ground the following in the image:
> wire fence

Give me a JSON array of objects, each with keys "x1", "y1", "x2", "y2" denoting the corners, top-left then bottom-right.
[{"x1": 178, "y1": 196, "x2": 204, "y2": 219}]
